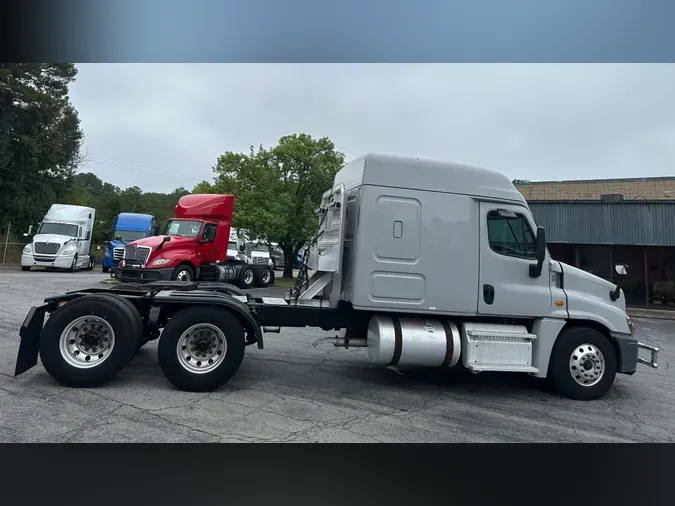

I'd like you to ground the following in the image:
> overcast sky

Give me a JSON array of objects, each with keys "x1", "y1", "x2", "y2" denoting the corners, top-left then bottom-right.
[{"x1": 69, "y1": 64, "x2": 675, "y2": 194}]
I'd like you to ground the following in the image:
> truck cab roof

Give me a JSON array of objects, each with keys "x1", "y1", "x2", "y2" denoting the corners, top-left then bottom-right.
[{"x1": 335, "y1": 153, "x2": 525, "y2": 204}]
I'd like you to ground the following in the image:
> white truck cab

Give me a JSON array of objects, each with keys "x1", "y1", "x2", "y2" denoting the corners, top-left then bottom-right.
[{"x1": 21, "y1": 204, "x2": 96, "y2": 272}]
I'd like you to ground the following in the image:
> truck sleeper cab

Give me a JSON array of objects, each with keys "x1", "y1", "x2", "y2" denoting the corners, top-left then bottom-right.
[
  {"x1": 115, "y1": 195, "x2": 273, "y2": 289},
  {"x1": 13, "y1": 154, "x2": 659, "y2": 401},
  {"x1": 102, "y1": 213, "x2": 157, "y2": 273},
  {"x1": 21, "y1": 204, "x2": 96, "y2": 272}
]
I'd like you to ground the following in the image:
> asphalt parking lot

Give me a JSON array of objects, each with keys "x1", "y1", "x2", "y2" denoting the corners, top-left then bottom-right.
[{"x1": 1, "y1": 266, "x2": 674, "y2": 442}]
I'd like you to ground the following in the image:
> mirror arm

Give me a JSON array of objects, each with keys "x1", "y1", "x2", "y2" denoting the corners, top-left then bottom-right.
[
  {"x1": 610, "y1": 277, "x2": 624, "y2": 301},
  {"x1": 529, "y1": 260, "x2": 544, "y2": 278}
]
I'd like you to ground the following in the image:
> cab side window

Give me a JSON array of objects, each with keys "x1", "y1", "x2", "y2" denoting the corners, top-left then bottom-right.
[
  {"x1": 201, "y1": 223, "x2": 217, "y2": 242},
  {"x1": 487, "y1": 210, "x2": 536, "y2": 259}
]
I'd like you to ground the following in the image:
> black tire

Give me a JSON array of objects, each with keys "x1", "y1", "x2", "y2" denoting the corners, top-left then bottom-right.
[
  {"x1": 93, "y1": 292, "x2": 144, "y2": 350},
  {"x1": 88, "y1": 257, "x2": 95, "y2": 270},
  {"x1": 38, "y1": 294, "x2": 139, "y2": 387},
  {"x1": 102, "y1": 266, "x2": 110, "y2": 273},
  {"x1": 21, "y1": 266, "x2": 31, "y2": 272},
  {"x1": 253, "y1": 266, "x2": 272, "y2": 288},
  {"x1": 171, "y1": 263, "x2": 195, "y2": 282},
  {"x1": 238, "y1": 266, "x2": 255, "y2": 289},
  {"x1": 157, "y1": 306, "x2": 246, "y2": 392},
  {"x1": 549, "y1": 326, "x2": 617, "y2": 401}
]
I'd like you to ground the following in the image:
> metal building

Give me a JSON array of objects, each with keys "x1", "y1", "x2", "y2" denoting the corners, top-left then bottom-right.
[{"x1": 528, "y1": 200, "x2": 675, "y2": 307}]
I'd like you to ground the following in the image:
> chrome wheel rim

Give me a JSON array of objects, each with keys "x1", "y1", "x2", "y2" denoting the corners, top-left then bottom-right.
[
  {"x1": 176, "y1": 269, "x2": 192, "y2": 282},
  {"x1": 262, "y1": 269, "x2": 271, "y2": 284},
  {"x1": 569, "y1": 343, "x2": 605, "y2": 387},
  {"x1": 244, "y1": 270, "x2": 254, "y2": 286},
  {"x1": 59, "y1": 315, "x2": 115, "y2": 369},
  {"x1": 176, "y1": 323, "x2": 227, "y2": 374}
]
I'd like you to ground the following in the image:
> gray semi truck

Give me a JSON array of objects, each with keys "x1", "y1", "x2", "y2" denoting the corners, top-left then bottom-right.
[{"x1": 13, "y1": 154, "x2": 659, "y2": 400}]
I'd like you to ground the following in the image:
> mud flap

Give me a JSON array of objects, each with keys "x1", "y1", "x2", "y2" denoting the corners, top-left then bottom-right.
[{"x1": 14, "y1": 305, "x2": 48, "y2": 376}]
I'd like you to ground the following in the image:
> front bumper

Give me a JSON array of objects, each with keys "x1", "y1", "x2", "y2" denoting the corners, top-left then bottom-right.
[
  {"x1": 612, "y1": 333, "x2": 659, "y2": 373},
  {"x1": 21, "y1": 253, "x2": 75, "y2": 269},
  {"x1": 116, "y1": 266, "x2": 174, "y2": 283}
]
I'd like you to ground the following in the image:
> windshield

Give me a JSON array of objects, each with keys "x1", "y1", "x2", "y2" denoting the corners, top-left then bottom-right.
[
  {"x1": 37, "y1": 222, "x2": 78, "y2": 237},
  {"x1": 228, "y1": 241, "x2": 238, "y2": 250},
  {"x1": 250, "y1": 243, "x2": 269, "y2": 252},
  {"x1": 113, "y1": 230, "x2": 148, "y2": 242},
  {"x1": 161, "y1": 219, "x2": 203, "y2": 238}
]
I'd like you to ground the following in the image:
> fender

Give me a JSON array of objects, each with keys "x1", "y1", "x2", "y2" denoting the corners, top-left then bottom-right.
[{"x1": 153, "y1": 290, "x2": 264, "y2": 349}]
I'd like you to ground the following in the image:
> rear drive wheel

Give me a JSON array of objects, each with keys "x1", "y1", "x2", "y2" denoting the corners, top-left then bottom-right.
[
  {"x1": 171, "y1": 263, "x2": 194, "y2": 282},
  {"x1": 21, "y1": 266, "x2": 31, "y2": 272},
  {"x1": 238, "y1": 266, "x2": 255, "y2": 289},
  {"x1": 253, "y1": 266, "x2": 272, "y2": 288},
  {"x1": 157, "y1": 306, "x2": 245, "y2": 391},
  {"x1": 91, "y1": 293, "x2": 143, "y2": 350},
  {"x1": 87, "y1": 257, "x2": 95, "y2": 270},
  {"x1": 549, "y1": 326, "x2": 617, "y2": 401},
  {"x1": 38, "y1": 294, "x2": 139, "y2": 387}
]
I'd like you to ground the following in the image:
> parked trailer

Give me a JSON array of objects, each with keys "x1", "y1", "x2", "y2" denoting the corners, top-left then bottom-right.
[{"x1": 14, "y1": 154, "x2": 659, "y2": 400}]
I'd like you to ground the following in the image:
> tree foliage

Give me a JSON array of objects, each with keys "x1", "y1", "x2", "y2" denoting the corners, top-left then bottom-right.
[
  {"x1": 194, "y1": 133, "x2": 345, "y2": 277},
  {"x1": 0, "y1": 64, "x2": 84, "y2": 230},
  {"x1": 64, "y1": 172, "x2": 190, "y2": 243}
]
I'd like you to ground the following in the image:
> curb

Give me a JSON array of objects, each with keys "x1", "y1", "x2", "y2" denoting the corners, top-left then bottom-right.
[{"x1": 628, "y1": 310, "x2": 675, "y2": 321}]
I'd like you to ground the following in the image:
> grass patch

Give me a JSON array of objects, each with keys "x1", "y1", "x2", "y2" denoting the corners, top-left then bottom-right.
[{"x1": 274, "y1": 276, "x2": 297, "y2": 288}]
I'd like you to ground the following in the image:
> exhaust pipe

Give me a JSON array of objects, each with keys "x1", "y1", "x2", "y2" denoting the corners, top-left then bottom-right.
[{"x1": 312, "y1": 337, "x2": 367, "y2": 348}]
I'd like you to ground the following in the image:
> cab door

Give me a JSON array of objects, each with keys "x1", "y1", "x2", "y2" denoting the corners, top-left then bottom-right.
[
  {"x1": 198, "y1": 222, "x2": 219, "y2": 264},
  {"x1": 478, "y1": 202, "x2": 552, "y2": 317}
]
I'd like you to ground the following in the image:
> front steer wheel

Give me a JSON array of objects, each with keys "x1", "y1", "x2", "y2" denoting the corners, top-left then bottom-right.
[
  {"x1": 38, "y1": 294, "x2": 140, "y2": 388},
  {"x1": 549, "y1": 326, "x2": 617, "y2": 401},
  {"x1": 157, "y1": 306, "x2": 245, "y2": 392}
]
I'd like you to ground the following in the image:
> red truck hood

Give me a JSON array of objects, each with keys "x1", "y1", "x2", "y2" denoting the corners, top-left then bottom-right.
[{"x1": 128, "y1": 235, "x2": 197, "y2": 250}]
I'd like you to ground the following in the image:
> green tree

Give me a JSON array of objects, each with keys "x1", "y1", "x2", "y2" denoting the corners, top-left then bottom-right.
[
  {"x1": 0, "y1": 64, "x2": 84, "y2": 232},
  {"x1": 195, "y1": 134, "x2": 345, "y2": 277}
]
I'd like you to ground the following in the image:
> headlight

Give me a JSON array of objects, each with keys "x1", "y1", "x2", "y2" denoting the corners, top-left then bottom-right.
[
  {"x1": 60, "y1": 248, "x2": 76, "y2": 256},
  {"x1": 152, "y1": 258, "x2": 170, "y2": 266},
  {"x1": 23, "y1": 245, "x2": 32, "y2": 254}
]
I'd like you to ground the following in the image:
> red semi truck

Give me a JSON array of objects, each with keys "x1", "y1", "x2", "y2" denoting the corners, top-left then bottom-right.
[{"x1": 115, "y1": 194, "x2": 274, "y2": 289}]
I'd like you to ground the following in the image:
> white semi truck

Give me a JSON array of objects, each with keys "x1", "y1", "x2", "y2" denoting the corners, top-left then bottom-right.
[
  {"x1": 21, "y1": 204, "x2": 96, "y2": 272},
  {"x1": 13, "y1": 154, "x2": 659, "y2": 400}
]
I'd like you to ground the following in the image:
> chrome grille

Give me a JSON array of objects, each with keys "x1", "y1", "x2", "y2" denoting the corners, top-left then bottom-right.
[
  {"x1": 113, "y1": 247, "x2": 124, "y2": 261},
  {"x1": 123, "y1": 245, "x2": 152, "y2": 265},
  {"x1": 34, "y1": 242, "x2": 60, "y2": 255}
]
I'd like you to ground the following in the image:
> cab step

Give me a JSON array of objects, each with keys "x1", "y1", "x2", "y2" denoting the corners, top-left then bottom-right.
[{"x1": 461, "y1": 322, "x2": 539, "y2": 374}]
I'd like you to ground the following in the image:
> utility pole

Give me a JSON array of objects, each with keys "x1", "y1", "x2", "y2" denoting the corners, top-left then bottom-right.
[{"x1": 2, "y1": 222, "x2": 10, "y2": 264}]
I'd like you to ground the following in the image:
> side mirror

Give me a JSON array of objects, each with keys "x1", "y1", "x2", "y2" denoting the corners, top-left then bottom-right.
[
  {"x1": 610, "y1": 264, "x2": 629, "y2": 301},
  {"x1": 85, "y1": 231, "x2": 90, "y2": 241},
  {"x1": 25, "y1": 225, "x2": 34, "y2": 237},
  {"x1": 615, "y1": 264, "x2": 628, "y2": 276},
  {"x1": 529, "y1": 226, "x2": 546, "y2": 278}
]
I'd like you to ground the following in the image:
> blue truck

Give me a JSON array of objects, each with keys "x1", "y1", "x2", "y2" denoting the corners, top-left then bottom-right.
[{"x1": 102, "y1": 213, "x2": 157, "y2": 273}]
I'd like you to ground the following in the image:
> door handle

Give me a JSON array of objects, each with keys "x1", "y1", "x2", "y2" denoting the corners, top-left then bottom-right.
[{"x1": 483, "y1": 284, "x2": 495, "y2": 305}]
